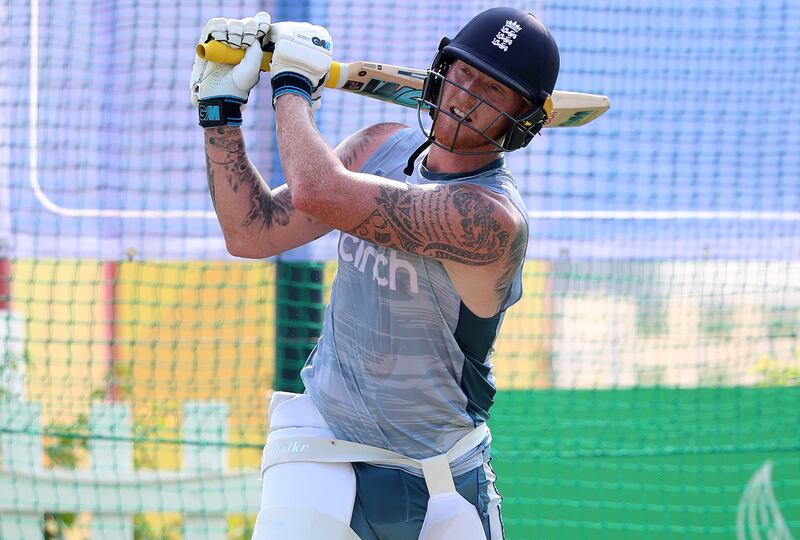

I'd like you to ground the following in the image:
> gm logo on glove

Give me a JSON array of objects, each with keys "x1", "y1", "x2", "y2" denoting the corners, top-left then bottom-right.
[
  {"x1": 199, "y1": 104, "x2": 221, "y2": 122},
  {"x1": 312, "y1": 36, "x2": 331, "y2": 50}
]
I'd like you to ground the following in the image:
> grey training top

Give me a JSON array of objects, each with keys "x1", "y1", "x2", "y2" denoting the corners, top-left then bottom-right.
[{"x1": 301, "y1": 127, "x2": 529, "y2": 476}]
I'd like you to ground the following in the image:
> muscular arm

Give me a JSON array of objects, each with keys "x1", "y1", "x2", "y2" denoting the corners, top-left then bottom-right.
[
  {"x1": 275, "y1": 95, "x2": 527, "y2": 316},
  {"x1": 204, "y1": 126, "x2": 327, "y2": 258},
  {"x1": 204, "y1": 122, "x2": 404, "y2": 258}
]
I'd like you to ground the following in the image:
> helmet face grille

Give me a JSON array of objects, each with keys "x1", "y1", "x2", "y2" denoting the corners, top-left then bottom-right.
[
  {"x1": 415, "y1": 70, "x2": 549, "y2": 155},
  {"x1": 414, "y1": 8, "x2": 557, "y2": 155}
]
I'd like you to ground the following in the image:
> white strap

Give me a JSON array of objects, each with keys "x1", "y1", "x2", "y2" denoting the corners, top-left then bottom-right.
[
  {"x1": 266, "y1": 430, "x2": 421, "y2": 470},
  {"x1": 420, "y1": 454, "x2": 457, "y2": 496},
  {"x1": 265, "y1": 423, "x2": 490, "y2": 478},
  {"x1": 444, "y1": 424, "x2": 491, "y2": 464},
  {"x1": 265, "y1": 424, "x2": 490, "y2": 498}
]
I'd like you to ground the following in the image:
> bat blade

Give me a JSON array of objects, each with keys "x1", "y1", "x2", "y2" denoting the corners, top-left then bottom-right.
[
  {"x1": 199, "y1": 40, "x2": 610, "y2": 127},
  {"x1": 545, "y1": 92, "x2": 612, "y2": 127}
]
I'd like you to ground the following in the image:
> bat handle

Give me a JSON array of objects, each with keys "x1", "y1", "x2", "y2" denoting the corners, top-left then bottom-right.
[{"x1": 197, "y1": 40, "x2": 341, "y2": 89}]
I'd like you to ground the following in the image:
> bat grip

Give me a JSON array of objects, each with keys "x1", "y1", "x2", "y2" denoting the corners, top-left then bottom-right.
[{"x1": 197, "y1": 40, "x2": 341, "y2": 89}]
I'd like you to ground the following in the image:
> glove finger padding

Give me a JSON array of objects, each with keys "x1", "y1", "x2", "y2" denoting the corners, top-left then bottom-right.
[
  {"x1": 241, "y1": 17, "x2": 259, "y2": 48},
  {"x1": 254, "y1": 11, "x2": 271, "y2": 43},
  {"x1": 242, "y1": 11, "x2": 272, "y2": 48},
  {"x1": 241, "y1": 11, "x2": 271, "y2": 48},
  {"x1": 201, "y1": 15, "x2": 269, "y2": 48},
  {"x1": 203, "y1": 17, "x2": 230, "y2": 44},
  {"x1": 225, "y1": 19, "x2": 245, "y2": 48}
]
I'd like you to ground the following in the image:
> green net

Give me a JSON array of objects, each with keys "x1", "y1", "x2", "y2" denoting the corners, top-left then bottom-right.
[{"x1": 1, "y1": 0, "x2": 799, "y2": 539}]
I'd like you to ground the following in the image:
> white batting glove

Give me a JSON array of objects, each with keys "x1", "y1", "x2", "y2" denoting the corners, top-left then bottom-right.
[
  {"x1": 190, "y1": 12, "x2": 271, "y2": 106},
  {"x1": 268, "y1": 22, "x2": 333, "y2": 111},
  {"x1": 190, "y1": 12, "x2": 270, "y2": 126}
]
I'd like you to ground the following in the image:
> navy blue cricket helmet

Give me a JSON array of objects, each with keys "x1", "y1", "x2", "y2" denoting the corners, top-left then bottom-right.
[{"x1": 418, "y1": 7, "x2": 560, "y2": 153}]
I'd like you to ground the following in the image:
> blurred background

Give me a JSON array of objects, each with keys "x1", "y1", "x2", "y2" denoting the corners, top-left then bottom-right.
[{"x1": 0, "y1": 0, "x2": 798, "y2": 538}]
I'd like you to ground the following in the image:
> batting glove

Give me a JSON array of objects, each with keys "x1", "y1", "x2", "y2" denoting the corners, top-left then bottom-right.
[
  {"x1": 190, "y1": 12, "x2": 271, "y2": 127},
  {"x1": 268, "y1": 22, "x2": 333, "y2": 111}
]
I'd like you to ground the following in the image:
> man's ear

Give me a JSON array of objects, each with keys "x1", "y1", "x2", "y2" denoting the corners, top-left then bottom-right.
[{"x1": 514, "y1": 97, "x2": 534, "y2": 119}]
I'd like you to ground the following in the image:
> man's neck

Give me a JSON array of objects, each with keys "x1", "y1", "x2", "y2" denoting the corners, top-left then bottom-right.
[{"x1": 425, "y1": 144, "x2": 503, "y2": 174}]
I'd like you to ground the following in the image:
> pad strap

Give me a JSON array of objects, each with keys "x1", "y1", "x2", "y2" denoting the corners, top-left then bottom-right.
[
  {"x1": 420, "y1": 454, "x2": 457, "y2": 496},
  {"x1": 264, "y1": 423, "x2": 490, "y2": 496}
]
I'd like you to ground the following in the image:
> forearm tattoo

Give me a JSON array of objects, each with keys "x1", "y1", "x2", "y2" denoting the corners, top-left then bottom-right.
[
  {"x1": 204, "y1": 152, "x2": 217, "y2": 209},
  {"x1": 243, "y1": 189, "x2": 293, "y2": 229},
  {"x1": 204, "y1": 127, "x2": 293, "y2": 230},
  {"x1": 350, "y1": 184, "x2": 517, "y2": 266}
]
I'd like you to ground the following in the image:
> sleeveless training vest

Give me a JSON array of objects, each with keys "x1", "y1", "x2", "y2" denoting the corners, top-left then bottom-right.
[{"x1": 301, "y1": 127, "x2": 529, "y2": 476}]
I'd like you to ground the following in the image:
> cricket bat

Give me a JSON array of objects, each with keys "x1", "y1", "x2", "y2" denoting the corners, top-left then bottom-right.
[{"x1": 198, "y1": 40, "x2": 610, "y2": 128}]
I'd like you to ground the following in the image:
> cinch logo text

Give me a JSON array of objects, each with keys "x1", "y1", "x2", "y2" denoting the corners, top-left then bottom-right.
[{"x1": 339, "y1": 234, "x2": 419, "y2": 294}]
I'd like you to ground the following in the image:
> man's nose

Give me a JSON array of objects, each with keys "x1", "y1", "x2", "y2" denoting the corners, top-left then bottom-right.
[{"x1": 453, "y1": 80, "x2": 479, "y2": 110}]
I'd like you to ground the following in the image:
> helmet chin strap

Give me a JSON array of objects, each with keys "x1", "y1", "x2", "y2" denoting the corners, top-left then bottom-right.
[{"x1": 403, "y1": 139, "x2": 433, "y2": 176}]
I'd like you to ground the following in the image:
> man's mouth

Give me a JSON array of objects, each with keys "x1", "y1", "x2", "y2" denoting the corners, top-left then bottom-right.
[{"x1": 450, "y1": 106, "x2": 473, "y2": 123}]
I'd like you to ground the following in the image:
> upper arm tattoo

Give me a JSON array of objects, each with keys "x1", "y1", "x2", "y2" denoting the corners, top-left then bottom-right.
[
  {"x1": 338, "y1": 132, "x2": 371, "y2": 170},
  {"x1": 349, "y1": 184, "x2": 517, "y2": 266},
  {"x1": 493, "y1": 217, "x2": 527, "y2": 297},
  {"x1": 337, "y1": 123, "x2": 407, "y2": 171},
  {"x1": 205, "y1": 127, "x2": 293, "y2": 230}
]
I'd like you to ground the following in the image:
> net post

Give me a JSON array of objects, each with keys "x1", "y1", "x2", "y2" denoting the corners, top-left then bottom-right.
[
  {"x1": 0, "y1": 256, "x2": 25, "y2": 401},
  {"x1": 0, "y1": 258, "x2": 9, "y2": 311},
  {"x1": 100, "y1": 261, "x2": 120, "y2": 401}
]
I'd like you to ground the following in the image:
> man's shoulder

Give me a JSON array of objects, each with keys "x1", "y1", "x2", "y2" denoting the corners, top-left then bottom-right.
[
  {"x1": 459, "y1": 164, "x2": 527, "y2": 224},
  {"x1": 359, "y1": 122, "x2": 411, "y2": 141},
  {"x1": 449, "y1": 181, "x2": 527, "y2": 229},
  {"x1": 335, "y1": 123, "x2": 413, "y2": 172}
]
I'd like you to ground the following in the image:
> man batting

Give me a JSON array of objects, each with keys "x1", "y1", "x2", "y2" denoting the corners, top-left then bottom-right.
[{"x1": 191, "y1": 7, "x2": 559, "y2": 539}]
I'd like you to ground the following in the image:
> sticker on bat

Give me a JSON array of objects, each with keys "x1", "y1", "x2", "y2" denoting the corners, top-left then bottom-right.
[
  {"x1": 560, "y1": 110, "x2": 596, "y2": 127},
  {"x1": 344, "y1": 80, "x2": 365, "y2": 91},
  {"x1": 398, "y1": 70, "x2": 428, "y2": 81},
  {"x1": 361, "y1": 78, "x2": 420, "y2": 108}
]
